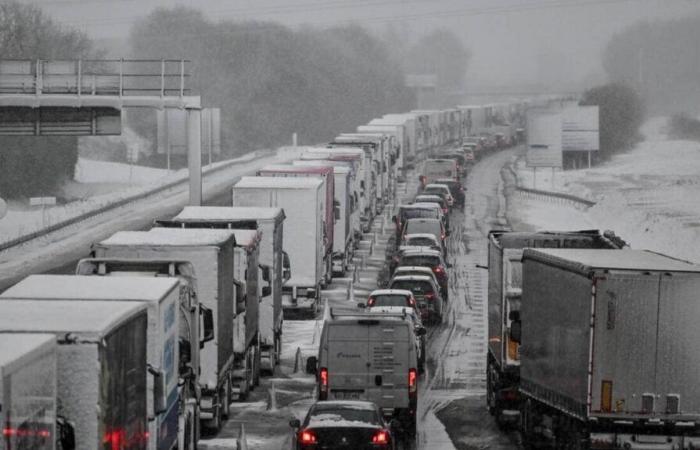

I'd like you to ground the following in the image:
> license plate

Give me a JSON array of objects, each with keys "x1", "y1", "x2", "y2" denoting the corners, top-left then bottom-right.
[{"x1": 332, "y1": 390, "x2": 363, "y2": 400}]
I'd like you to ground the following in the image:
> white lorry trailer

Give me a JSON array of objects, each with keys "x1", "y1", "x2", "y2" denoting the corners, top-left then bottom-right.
[
  {"x1": 0, "y1": 298, "x2": 150, "y2": 450},
  {"x1": 486, "y1": 230, "x2": 626, "y2": 428},
  {"x1": 291, "y1": 161, "x2": 353, "y2": 276},
  {"x1": 162, "y1": 206, "x2": 288, "y2": 372},
  {"x1": 93, "y1": 228, "x2": 237, "y2": 432},
  {"x1": 519, "y1": 249, "x2": 700, "y2": 448},
  {"x1": 333, "y1": 134, "x2": 390, "y2": 212},
  {"x1": 2, "y1": 275, "x2": 182, "y2": 450},
  {"x1": 307, "y1": 309, "x2": 420, "y2": 437},
  {"x1": 232, "y1": 176, "x2": 324, "y2": 318},
  {"x1": 75, "y1": 258, "x2": 209, "y2": 449},
  {"x1": 0, "y1": 333, "x2": 57, "y2": 450}
]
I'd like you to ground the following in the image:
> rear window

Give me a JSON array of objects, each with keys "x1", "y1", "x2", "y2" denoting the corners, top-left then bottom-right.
[
  {"x1": 369, "y1": 294, "x2": 410, "y2": 307},
  {"x1": 416, "y1": 197, "x2": 445, "y2": 208},
  {"x1": 423, "y1": 187, "x2": 446, "y2": 197},
  {"x1": 400, "y1": 255, "x2": 439, "y2": 267},
  {"x1": 308, "y1": 405, "x2": 379, "y2": 426},
  {"x1": 405, "y1": 221, "x2": 441, "y2": 235},
  {"x1": 401, "y1": 209, "x2": 436, "y2": 221},
  {"x1": 406, "y1": 237, "x2": 437, "y2": 247},
  {"x1": 390, "y1": 280, "x2": 434, "y2": 294}
]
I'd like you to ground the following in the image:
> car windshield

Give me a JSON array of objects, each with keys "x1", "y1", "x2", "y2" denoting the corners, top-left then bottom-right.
[
  {"x1": 390, "y1": 280, "x2": 434, "y2": 295},
  {"x1": 370, "y1": 294, "x2": 410, "y2": 307},
  {"x1": 400, "y1": 255, "x2": 440, "y2": 267},
  {"x1": 308, "y1": 405, "x2": 379, "y2": 426},
  {"x1": 405, "y1": 221, "x2": 440, "y2": 235}
]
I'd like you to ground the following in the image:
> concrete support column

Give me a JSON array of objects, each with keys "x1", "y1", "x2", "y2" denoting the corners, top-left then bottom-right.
[{"x1": 187, "y1": 108, "x2": 202, "y2": 206}]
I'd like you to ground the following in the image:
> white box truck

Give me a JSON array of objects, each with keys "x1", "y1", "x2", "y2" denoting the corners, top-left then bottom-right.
[
  {"x1": 0, "y1": 298, "x2": 149, "y2": 450},
  {"x1": 0, "y1": 333, "x2": 57, "y2": 450},
  {"x1": 233, "y1": 176, "x2": 324, "y2": 318},
  {"x1": 75, "y1": 258, "x2": 210, "y2": 449},
  {"x1": 93, "y1": 228, "x2": 236, "y2": 432},
  {"x1": 160, "y1": 206, "x2": 288, "y2": 372},
  {"x1": 333, "y1": 134, "x2": 388, "y2": 213},
  {"x1": 308, "y1": 309, "x2": 420, "y2": 437},
  {"x1": 292, "y1": 161, "x2": 354, "y2": 275},
  {"x1": 2, "y1": 275, "x2": 181, "y2": 450}
]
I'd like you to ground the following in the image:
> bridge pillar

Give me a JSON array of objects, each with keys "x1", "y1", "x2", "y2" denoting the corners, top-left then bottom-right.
[{"x1": 187, "y1": 108, "x2": 202, "y2": 206}]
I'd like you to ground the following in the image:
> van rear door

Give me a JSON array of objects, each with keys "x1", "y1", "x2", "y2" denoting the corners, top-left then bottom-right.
[
  {"x1": 367, "y1": 321, "x2": 410, "y2": 411},
  {"x1": 327, "y1": 322, "x2": 370, "y2": 400}
]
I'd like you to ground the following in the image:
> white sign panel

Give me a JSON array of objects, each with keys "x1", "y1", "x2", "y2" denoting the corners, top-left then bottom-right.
[
  {"x1": 526, "y1": 111, "x2": 562, "y2": 168},
  {"x1": 562, "y1": 106, "x2": 599, "y2": 151}
]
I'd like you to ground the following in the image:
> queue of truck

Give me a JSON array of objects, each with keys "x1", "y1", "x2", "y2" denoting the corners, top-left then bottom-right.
[{"x1": 0, "y1": 100, "x2": 535, "y2": 449}]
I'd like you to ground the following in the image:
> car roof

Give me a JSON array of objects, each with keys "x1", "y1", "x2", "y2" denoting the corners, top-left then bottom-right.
[
  {"x1": 425, "y1": 184, "x2": 450, "y2": 189},
  {"x1": 369, "y1": 289, "x2": 413, "y2": 297},
  {"x1": 391, "y1": 275, "x2": 434, "y2": 282},
  {"x1": 410, "y1": 202, "x2": 442, "y2": 211},
  {"x1": 395, "y1": 266, "x2": 435, "y2": 273},
  {"x1": 400, "y1": 248, "x2": 442, "y2": 256},
  {"x1": 405, "y1": 218, "x2": 441, "y2": 224}
]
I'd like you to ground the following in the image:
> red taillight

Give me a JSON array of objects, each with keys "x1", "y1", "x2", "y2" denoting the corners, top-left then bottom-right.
[
  {"x1": 320, "y1": 367, "x2": 328, "y2": 394},
  {"x1": 442, "y1": 208, "x2": 448, "y2": 214},
  {"x1": 425, "y1": 292, "x2": 435, "y2": 301},
  {"x1": 371, "y1": 429, "x2": 390, "y2": 444},
  {"x1": 300, "y1": 429, "x2": 318, "y2": 444},
  {"x1": 433, "y1": 265, "x2": 444, "y2": 274},
  {"x1": 104, "y1": 429, "x2": 124, "y2": 450},
  {"x1": 368, "y1": 298, "x2": 375, "y2": 306},
  {"x1": 3, "y1": 428, "x2": 50, "y2": 438},
  {"x1": 3, "y1": 428, "x2": 16, "y2": 437},
  {"x1": 408, "y1": 368, "x2": 418, "y2": 395},
  {"x1": 441, "y1": 233, "x2": 446, "y2": 240},
  {"x1": 409, "y1": 297, "x2": 416, "y2": 306}
]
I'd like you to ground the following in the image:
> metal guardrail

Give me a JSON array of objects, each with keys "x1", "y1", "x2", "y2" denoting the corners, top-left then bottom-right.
[
  {"x1": 0, "y1": 149, "x2": 275, "y2": 253},
  {"x1": 506, "y1": 163, "x2": 596, "y2": 208},
  {"x1": 0, "y1": 59, "x2": 190, "y2": 97}
]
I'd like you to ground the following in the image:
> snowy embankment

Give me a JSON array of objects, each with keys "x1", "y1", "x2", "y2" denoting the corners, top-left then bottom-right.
[
  {"x1": 0, "y1": 151, "x2": 270, "y2": 247},
  {"x1": 511, "y1": 117, "x2": 700, "y2": 264}
]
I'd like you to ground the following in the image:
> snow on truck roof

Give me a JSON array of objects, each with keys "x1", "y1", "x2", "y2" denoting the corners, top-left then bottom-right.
[
  {"x1": 234, "y1": 176, "x2": 322, "y2": 189},
  {"x1": 0, "y1": 300, "x2": 146, "y2": 336},
  {"x1": 2, "y1": 275, "x2": 179, "y2": 302},
  {"x1": 258, "y1": 164, "x2": 333, "y2": 174},
  {"x1": 229, "y1": 229, "x2": 261, "y2": 248},
  {"x1": 292, "y1": 161, "x2": 351, "y2": 174},
  {"x1": 175, "y1": 206, "x2": 284, "y2": 222},
  {"x1": 524, "y1": 249, "x2": 700, "y2": 274},
  {"x1": 99, "y1": 228, "x2": 235, "y2": 247},
  {"x1": 0, "y1": 333, "x2": 55, "y2": 369}
]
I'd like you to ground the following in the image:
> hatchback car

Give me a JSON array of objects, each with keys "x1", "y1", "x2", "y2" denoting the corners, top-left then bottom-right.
[
  {"x1": 389, "y1": 275, "x2": 443, "y2": 324},
  {"x1": 402, "y1": 233, "x2": 441, "y2": 253},
  {"x1": 434, "y1": 178, "x2": 465, "y2": 209},
  {"x1": 422, "y1": 184, "x2": 454, "y2": 208},
  {"x1": 393, "y1": 204, "x2": 442, "y2": 240},
  {"x1": 290, "y1": 401, "x2": 396, "y2": 449},
  {"x1": 414, "y1": 194, "x2": 448, "y2": 218},
  {"x1": 396, "y1": 248, "x2": 449, "y2": 296},
  {"x1": 401, "y1": 218, "x2": 446, "y2": 253}
]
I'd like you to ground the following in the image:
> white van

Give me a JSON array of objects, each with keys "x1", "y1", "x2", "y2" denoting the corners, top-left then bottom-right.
[{"x1": 308, "y1": 309, "x2": 420, "y2": 436}]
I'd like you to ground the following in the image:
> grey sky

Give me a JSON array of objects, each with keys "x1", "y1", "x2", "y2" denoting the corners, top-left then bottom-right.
[{"x1": 23, "y1": 0, "x2": 700, "y2": 89}]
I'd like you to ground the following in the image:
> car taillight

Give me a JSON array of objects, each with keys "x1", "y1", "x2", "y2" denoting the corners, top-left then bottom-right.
[
  {"x1": 442, "y1": 208, "x2": 448, "y2": 214},
  {"x1": 441, "y1": 232, "x2": 446, "y2": 240},
  {"x1": 300, "y1": 429, "x2": 318, "y2": 444},
  {"x1": 319, "y1": 367, "x2": 329, "y2": 399},
  {"x1": 409, "y1": 297, "x2": 416, "y2": 306},
  {"x1": 368, "y1": 298, "x2": 375, "y2": 306},
  {"x1": 409, "y1": 368, "x2": 418, "y2": 396},
  {"x1": 433, "y1": 265, "x2": 444, "y2": 274},
  {"x1": 371, "y1": 430, "x2": 390, "y2": 444},
  {"x1": 425, "y1": 292, "x2": 435, "y2": 301}
]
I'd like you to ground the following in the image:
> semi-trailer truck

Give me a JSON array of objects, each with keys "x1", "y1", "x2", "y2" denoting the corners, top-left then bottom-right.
[
  {"x1": 486, "y1": 230, "x2": 626, "y2": 428},
  {"x1": 519, "y1": 249, "x2": 700, "y2": 448},
  {"x1": 94, "y1": 228, "x2": 237, "y2": 432}
]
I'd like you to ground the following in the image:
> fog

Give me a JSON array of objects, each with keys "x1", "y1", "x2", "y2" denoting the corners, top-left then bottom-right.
[{"x1": 21, "y1": 0, "x2": 700, "y2": 97}]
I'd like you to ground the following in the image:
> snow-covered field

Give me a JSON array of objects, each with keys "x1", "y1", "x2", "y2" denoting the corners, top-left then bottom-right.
[{"x1": 512, "y1": 117, "x2": 700, "y2": 264}]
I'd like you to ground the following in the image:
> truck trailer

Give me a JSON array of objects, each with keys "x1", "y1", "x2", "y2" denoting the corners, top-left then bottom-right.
[
  {"x1": 0, "y1": 298, "x2": 149, "y2": 450},
  {"x1": 75, "y1": 258, "x2": 210, "y2": 449},
  {"x1": 0, "y1": 333, "x2": 57, "y2": 450},
  {"x1": 233, "y1": 176, "x2": 324, "y2": 318},
  {"x1": 486, "y1": 230, "x2": 626, "y2": 428},
  {"x1": 162, "y1": 206, "x2": 288, "y2": 372},
  {"x1": 94, "y1": 228, "x2": 237, "y2": 432},
  {"x1": 2, "y1": 275, "x2": 182, "y2": 450},
  {"x1": 519, "y1": 249, "x2": 700, "y2": 448}
]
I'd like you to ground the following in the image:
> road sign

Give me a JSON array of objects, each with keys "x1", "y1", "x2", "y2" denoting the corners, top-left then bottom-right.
[
  {"x1": 29, "y1": 197, "x2": 56, "y2": 207},
  {"x1": 526, "y1": 110, "x2": 562, "y2": 168},
  {"x1": 562, "y1": 106, "x2": 599, "y2": 152}
]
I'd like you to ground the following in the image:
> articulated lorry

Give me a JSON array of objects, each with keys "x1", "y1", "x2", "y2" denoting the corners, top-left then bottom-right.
[
  {"x1": 291, "y1": 161, "x2": 354, "y2": 276},
  {"x1": 233, "y1": 177, "x2": 324, "y2": 318},
  {"x1": 161, "y1": 206, "x2": 288, "y2": 372},
  {"x1": 2, "y1": 275, "x2": 183, "y2": 450},
  {"x1": 519, "y1": 249, "x2": 700, "y2": 448},
  {"x1": 94, "y1": 228, "x2": 237, "y2": 432},
  {"x1": 486, "y1": 230, "x2": 626, "y2": 428},
  {"x1": 0, "y1": 297, "x2": 149, "y2": 450},
  {"x1": 256, "y1": 164, "x2": 335, "y2": 283},
  {"x1": 334, "y1": 134, "x2": 391, "y2": 211},
  {"x1": 75, "y1": 259, "x2": 210, "y2": 449},
  {"x1": 0, "y1": 333, "x2": 57, "y2": 450},
  {"x1": 329, "y1": 137, "x2": 383, "y2": 217}
]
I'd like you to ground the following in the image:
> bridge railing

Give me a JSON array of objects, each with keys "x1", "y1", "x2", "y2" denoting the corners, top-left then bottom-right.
[{"x1": 0, "y1": 59, "x2": 190, "y2": 97}]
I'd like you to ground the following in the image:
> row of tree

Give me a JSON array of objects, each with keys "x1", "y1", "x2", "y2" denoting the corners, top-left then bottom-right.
[{"x1": 128, "y1": 7, "x2": 415, "y2": 155}]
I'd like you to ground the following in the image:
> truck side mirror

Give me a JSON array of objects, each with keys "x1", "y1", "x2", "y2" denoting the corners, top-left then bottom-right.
[
  {"x1": 357, "y1": 302, "x2": 366, "y2": 309},
  {"x1": 508, "y1": 310, "x2": 520, "y2": 321},
  {"x1": 56, "y1": 416, "x2": 76, "y2": 450},
  {"x1": 289, "y1": 419, "x2": 301, "y2": 429},
  {"x1": 509, "y1": 320, "x2": 522, "y2": 344},
  {"x1": 334, "y1": 205, "x2": 341, "y2": 221},
  {"x1": 200, "y1": 306, "x2": 215, "y2": 348},
  {"x1": 262, "y1": 286, "x2": 272, "y2": 298},
  {"x1": 149, "y1": 366, "x2": 167, "y2": 415},
  {"x1": 282, "y1": 252, "x2": 292, "y2": 282},
  {"x1": 306, "y1": 356, "x2": 318, "y2": 375},
  {"x1": 260, "y1": 264, "x2": 271, "y2": 283}
]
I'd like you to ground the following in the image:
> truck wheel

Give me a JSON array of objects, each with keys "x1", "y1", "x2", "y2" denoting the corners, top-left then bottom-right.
[
  {"x1": 221, "y1": 383, "x2": 231, "y2": 419},
  {"x1": 202, "y1": 397, "x2": 222, "y2": 433},
  {"x1": 253, "y1": 337, "x2": 261, "y2": 387}
]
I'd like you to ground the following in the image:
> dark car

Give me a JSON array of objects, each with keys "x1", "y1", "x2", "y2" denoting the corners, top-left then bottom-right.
[
  {"x1": 434, "y1": 178, "x2": 465, "y2": 209},
  {"x1": 392, "y1": 204, "x2": 442, "y2": 240},
  {"x1": 396, "y1": 248, "x2": 449, "y2": 297},
  {"x1": 290, "y1": 401, "x2": 395, "y2": 450},
  {"x1": 389, "y1": 275, "x2": 444, "y2": 324}
]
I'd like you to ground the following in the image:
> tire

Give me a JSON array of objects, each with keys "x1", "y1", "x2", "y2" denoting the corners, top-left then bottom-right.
[
  {"x1": 221, "y1": 382, "x2": 231, "y2": 419},
  {"x1": 253, "y1": 338, "x2": 262, "y2": 387},
  {"x1": 202, "y1": 396, "x2": 222, "y2": 434}
]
